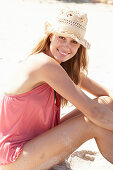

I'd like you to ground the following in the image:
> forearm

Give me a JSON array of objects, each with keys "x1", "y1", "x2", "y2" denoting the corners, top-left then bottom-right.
[
  {"x1": 82, "y1": 98, "x2": 113, "y2": 131},
  {"x1": 58, "y1": 81, "x2": 113, "y2": 131},
  {"x1": 79, "y1": 73, "x2": 109, "y2": 97}
]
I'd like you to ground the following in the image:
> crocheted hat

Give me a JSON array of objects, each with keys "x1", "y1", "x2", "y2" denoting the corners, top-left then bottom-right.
[{"x1": 44, "y1": 8, "x2": 90, "y2": 49}]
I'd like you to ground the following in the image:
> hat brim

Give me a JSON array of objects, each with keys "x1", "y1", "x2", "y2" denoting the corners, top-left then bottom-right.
[{"x1": 51, "y1": 30, "x2": 90, "y2": 49}]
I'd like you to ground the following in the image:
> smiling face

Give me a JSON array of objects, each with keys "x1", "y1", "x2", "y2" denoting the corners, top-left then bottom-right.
[{"x1": 46, "y1": 34, "x2": 80, "y2": 63}]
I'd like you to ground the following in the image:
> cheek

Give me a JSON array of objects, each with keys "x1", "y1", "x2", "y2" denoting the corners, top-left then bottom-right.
[
  {"x1": 50, "y1": 38, "x2": 60, "y2": 51},
  {"x1": 72, "y1": 46, "x2": 79, "y2": 55},
  {"x1": 50, "y1": 41, "x2": 57, "y2": 54}
]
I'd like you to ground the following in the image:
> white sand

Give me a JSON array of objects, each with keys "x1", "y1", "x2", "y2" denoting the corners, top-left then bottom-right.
[{"x1": 0, "y1": 0, "x2": 113, "y2": 169}]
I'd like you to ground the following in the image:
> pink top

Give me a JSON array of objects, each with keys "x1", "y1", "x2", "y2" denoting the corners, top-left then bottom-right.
[{"x1": 0, "y1": 83, "x2": 61, "y2": 165}]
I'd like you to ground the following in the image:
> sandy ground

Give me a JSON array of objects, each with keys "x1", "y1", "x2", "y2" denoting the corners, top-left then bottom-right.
[{"x1": 0, "y1": 0, "x2": 113, "y2": 169}]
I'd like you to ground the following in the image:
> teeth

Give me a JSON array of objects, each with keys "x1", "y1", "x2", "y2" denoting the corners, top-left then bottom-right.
[{"x1": 58, "y1": 49, "x2": 68, "y2": 56}]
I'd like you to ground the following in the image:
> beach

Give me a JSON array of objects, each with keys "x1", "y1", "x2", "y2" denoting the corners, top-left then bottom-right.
[{"x1": 0, "y1": 0, "x2": 113, "y2": 169}]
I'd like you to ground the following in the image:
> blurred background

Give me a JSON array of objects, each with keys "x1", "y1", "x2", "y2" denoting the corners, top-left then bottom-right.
[
  {"x1": 16, "y1": 0, "x2": 113, "y2": 4},
  {"x1": 0, "y1": 0, "x2": 113, "y2": 91},
  {"x1": 0, "y1": 0, "x2": 113, "y2": 92}
]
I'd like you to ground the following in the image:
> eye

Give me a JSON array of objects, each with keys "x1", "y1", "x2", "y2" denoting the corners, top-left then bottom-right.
[
  {"x1": 58, "y1": 36, "x2": 65, "y2": 40},
  {"x1": 72, "y1": 40, "x2": 78, "y2": 44}
]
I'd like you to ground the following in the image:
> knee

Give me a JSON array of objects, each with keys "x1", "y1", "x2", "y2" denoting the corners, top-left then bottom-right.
[
  {"x1": 81, "y1": 115, "x2": 100, "y2": 138},
  {"x1": 94, "y1": 96, "x2": 113, "y2": 111}
]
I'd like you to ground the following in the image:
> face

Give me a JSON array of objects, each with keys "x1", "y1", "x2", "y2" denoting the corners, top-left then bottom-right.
[{"x1": 48, "y1": 34, "x2": 80, "y2": 63}]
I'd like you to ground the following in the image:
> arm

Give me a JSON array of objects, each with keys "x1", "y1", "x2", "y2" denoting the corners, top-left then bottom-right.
[
  {"x1": 30, "y1": 53, "x2": 113, "y2": 131},
  {"x1": 79, "y1": 73, "x2": 109, "y2": 97}
]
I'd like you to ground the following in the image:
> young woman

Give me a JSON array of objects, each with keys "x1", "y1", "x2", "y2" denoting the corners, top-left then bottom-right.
[{"x1": 0, "y1": 7, "x2": 113, "y2": 170}]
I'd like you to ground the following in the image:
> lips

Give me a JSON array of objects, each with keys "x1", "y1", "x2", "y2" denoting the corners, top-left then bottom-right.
[{"x1": 57, "y1": 49, "x2": 70, "y2": 56}]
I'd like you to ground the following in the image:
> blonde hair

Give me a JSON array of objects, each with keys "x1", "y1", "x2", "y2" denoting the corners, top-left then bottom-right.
[{"x1": 30, "y1": 34, "x2": 88, "y2": 107}]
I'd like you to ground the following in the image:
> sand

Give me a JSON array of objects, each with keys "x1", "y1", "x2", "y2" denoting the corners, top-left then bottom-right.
[{"x1": 0, "y1": 0, "x2": 113, "y2": 169}]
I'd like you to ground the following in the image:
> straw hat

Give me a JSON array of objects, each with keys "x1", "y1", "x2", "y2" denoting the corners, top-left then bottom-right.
[{"x1": 44, "y1": 8, "x2": 90, "y2": 49}]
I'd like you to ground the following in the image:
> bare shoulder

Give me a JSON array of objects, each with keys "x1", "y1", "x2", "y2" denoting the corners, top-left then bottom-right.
[
  {"x1": 3, "y1": 53, "x2": 60, "y2": 95},
  {"x1": 26, "y1": 53, "x2": 59, "y2": 71},
  {"x1": 26, "y1": 53, "x2": 62, "y2": 76},
  {"x1": 23, "y1": 52, "x2": 65, "y2": 85}
]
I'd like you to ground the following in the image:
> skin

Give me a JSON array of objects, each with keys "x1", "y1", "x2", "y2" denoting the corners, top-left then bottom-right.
[
  {"x1": 48, "y1": 34, "x2": 80, "y2": 63},
  {"x1": 1, "y1": 34, "x2": 113, "y2": 170}
]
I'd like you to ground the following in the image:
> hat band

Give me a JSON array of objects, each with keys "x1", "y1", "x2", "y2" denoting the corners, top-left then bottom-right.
[
  {"x1": 52, "y1": 23, "x2": 86, "y2": 38},
  {"x1": 58, "y1": 18, "x2": 86, "y2": 31}
]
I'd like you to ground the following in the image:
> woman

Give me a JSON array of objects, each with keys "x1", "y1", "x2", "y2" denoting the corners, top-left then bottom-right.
[{"x1": 0, "y1": 7, "x2": 113, "y2": 170}]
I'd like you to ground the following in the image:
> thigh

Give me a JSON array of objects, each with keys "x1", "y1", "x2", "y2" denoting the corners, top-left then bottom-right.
[
  {"x1": 60, "y1": 108, "x2": 83, "y2": 123},
  {"x1": 1, "y1": 96, "x2": 113, "y2": 169},
  {"x1": 0, "y1": 115, "x2": 95, "y2": 170}
]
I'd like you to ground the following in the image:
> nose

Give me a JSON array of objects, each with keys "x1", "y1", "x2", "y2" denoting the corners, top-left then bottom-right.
[{"x1": 63, "y1": 40, "x2": 71, "y2": 51}]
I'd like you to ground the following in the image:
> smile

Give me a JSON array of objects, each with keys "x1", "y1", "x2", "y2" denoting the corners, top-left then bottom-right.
[{"x1": 57, "y1": 49, "x2": 70, "y2": 56}]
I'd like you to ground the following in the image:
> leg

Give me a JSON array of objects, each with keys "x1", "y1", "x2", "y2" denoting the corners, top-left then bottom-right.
[
  {"x1": 93, "y1": 96, "x2": 113, "y2": 163},
  {"x1": 1, "y1": 96, "x2": 113, "y2": 170},
  {"x1": 60, "y1": 107, "x2": 82, "y2": 123},
  {"x1": 61, "y1": 96, "x2": 113, "y2": 164},
  {"x1": 0, "y1": 115, "x2": 95, "y2": 170},
  {"x1": 60, "y1": 96, "x2": 113, "y2": 164},
  {"x1": 95, "y1": 123, "x2": 113, "y2": 164}
]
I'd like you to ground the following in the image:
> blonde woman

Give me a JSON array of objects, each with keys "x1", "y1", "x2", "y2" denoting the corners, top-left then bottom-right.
[{"x1": 0, "y1": 8, "x2": 113, "y2": 170}]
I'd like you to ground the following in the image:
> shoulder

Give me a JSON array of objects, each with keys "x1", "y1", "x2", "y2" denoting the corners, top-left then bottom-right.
[
  {"x1": 24, "y1": 53, "x2": 64, "y2": 83},
  {"x1": 26, "y1": 52, "x2": 59, "y2": 69}
]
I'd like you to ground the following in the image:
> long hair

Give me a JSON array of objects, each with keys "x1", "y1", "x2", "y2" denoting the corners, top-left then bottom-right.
[
  {"x1": 30, "y1": 34, "x2": 50, "y2": 55},
  {"x1": 61, "y1": 45, "x2": 88, "y2": 106},
  {"x1": 30, "y1": 34, "x2": 88, "y2": 107}
]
